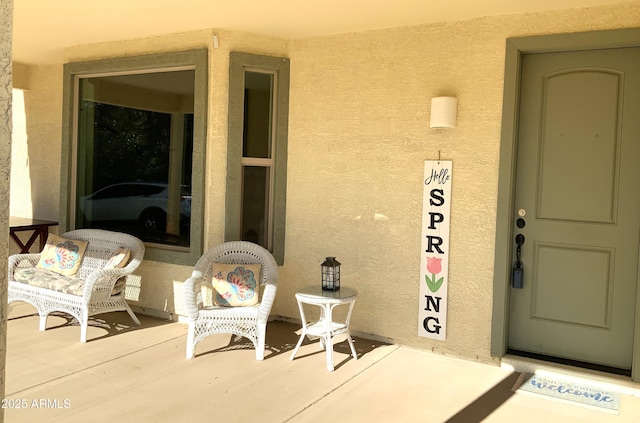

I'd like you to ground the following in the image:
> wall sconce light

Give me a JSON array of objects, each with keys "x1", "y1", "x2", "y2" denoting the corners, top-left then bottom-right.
[{"x1": 430, "y1": 96, "x2": 457, "y2": 129}]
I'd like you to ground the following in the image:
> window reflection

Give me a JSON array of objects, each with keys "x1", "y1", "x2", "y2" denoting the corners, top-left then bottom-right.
[{"x1": 75, "y1": 71, "x2": 195, "y2": 248}]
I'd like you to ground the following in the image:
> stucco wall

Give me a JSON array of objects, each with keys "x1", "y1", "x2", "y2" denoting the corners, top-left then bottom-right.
[
  {"x1": 9, "y1": 65, "x2": 63, "y2": 256},
  {"x1": 281, "y1": 3, "x2": 640, "y2": 361},
  {"x1": 16, "y1": 65, "x2": 62, "y2": 221},
  {"x1": 13, "y1": 1, "x2": 640, "y2": 361}
]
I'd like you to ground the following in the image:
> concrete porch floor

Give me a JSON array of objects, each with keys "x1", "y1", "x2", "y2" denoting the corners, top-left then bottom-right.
[{"x1": 5, "y1": 302, "x2": 640, "y2": 422}]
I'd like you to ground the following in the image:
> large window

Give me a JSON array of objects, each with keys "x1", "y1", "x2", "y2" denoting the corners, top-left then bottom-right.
[
  {"x1": 226, "y1": 53, "x2": 289, "y2": 265},
  {"x1": 62, "y1": 50, "x2": 207, "y2": 265}
]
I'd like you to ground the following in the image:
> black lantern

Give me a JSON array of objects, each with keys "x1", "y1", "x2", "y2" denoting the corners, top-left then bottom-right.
[{"x1": 321, "y1": 257, "x2": 341, "y2": 291}]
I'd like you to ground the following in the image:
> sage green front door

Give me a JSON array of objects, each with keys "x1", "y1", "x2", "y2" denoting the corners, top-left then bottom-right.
[{"x1": 508, "y1": 47, "x2": 640, "y2": 370}]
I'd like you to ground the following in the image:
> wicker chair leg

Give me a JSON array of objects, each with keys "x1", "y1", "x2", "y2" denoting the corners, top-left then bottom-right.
[
  {"x1": 186, "y1": 322, "x2": 196, "y2": 359},
  {"x1": 256, "y1": 323, "x2": 266, "y2": 360},
  {"x1": 80, "y1": 310, "x2": 89, "y2": 343},
  {"x1": 80, "y1": 323, "x2": 88, "y2": 343},
  {"x1": 125, "y1": 305, "x2": 141, "y2": 325},
  {"x1": 38, "y1": 314, "x2": 48, "y2": 332}
]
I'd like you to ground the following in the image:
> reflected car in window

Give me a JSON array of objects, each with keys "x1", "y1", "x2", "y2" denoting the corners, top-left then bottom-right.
[{"x1": 78, "y1": 182, "x2": 191, "y2": 231}]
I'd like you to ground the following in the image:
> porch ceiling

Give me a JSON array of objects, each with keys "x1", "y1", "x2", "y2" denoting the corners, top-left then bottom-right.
[{"x1": 13, "y1": 0, "x2": 631, "y2": 64}]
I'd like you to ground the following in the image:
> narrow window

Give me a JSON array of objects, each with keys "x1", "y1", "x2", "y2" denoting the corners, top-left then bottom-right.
[
  {"x1": 241, "y1": 71, "x2": 275, "y2": 248},
  {"x1": 227, "y1": 53, "x2": 289, "y2": 265}
]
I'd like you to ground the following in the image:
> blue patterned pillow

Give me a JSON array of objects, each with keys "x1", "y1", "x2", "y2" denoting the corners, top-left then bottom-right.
[
  {"x1": 36, "y1": 234, "x2": 88, "y2": 276},
  {"x1": 210, "y1": 263, "x2": 261, "y2": 307}
]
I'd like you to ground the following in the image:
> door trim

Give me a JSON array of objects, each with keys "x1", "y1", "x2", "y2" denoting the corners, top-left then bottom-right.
[{"x1": 491, "y1": 27, "x2": 640, "y2": 381}]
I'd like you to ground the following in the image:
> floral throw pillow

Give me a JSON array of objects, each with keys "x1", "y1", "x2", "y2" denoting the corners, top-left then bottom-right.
[
  {"x1": 210, "y1": 263, "x2": 261, "y2": 307},
  {"x1": 36, "y1": 234, "x2": 88, "y2": 276}
]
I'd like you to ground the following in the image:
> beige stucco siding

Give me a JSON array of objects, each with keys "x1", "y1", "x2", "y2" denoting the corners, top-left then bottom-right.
[
  {"x1": 11, "y1": 1, "x2": 640, "y2": 361},
  {"x1": 282, "y1": 4, "x2": 640, "y2": 360},
  {"x1": 283, "y1": 24, "x2": 507, "y2": 359},
  {"x1": 9, "y1": 64, "x2": 63, "y2": 255}
]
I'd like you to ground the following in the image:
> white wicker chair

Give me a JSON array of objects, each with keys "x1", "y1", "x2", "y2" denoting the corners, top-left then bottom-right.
[
  {"x1": 182, "y1": 241, "x2": 279, "y2": 360},
  {"x1": 8, "y1": 229, "x2": 145, "y2": 342}
]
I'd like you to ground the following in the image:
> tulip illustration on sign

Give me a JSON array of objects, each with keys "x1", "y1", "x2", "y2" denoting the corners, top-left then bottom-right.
[{"x1": 425, "y1": 257, "x2": 444, "y2": 293}]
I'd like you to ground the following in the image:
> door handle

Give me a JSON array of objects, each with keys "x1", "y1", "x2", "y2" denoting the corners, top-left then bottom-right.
[{"x1": 512, "y1": 234, "x2": 525, "y2": 289}]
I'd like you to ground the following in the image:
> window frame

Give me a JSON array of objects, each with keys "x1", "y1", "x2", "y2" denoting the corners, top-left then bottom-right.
[
  {"x1": 61, "y1": 49, "x2": 208, "y2": 265},
  {"x1": 226, "y1": 52, "x2": 290, "y2": 265}
]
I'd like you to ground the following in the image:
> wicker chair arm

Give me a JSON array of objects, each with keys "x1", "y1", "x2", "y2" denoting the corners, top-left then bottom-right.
[
  {"x1": 182, "y1": 274, "x2": 203, "y2": 320},
  {"x1": 8, "y1": 253, "x2": 42, "y2": 279},
  {"x1": 82, "y1": 249, "x2": 144, "y2": 299},
  {"x1": 82, "y1": 267, "x2": 132, "y2": 299},
  {"x1": 258, "y1": 281, "x2": 277, "y2": 323}
]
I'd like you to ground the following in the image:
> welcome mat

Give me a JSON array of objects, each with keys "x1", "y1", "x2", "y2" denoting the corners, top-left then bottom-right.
[{"x1": 513, "y1": 373, "x2": 620, "y2": 414}]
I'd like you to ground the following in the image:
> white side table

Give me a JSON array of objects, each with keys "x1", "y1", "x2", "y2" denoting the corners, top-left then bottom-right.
[{"x1": 290, "y1": 286, "x2": 358, "y2": 371}]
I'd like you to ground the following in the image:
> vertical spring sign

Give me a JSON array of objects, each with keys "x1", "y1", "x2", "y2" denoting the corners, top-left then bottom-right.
[{"x1": 419, "y1": 160, "x2": 452, "y2": 340}]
